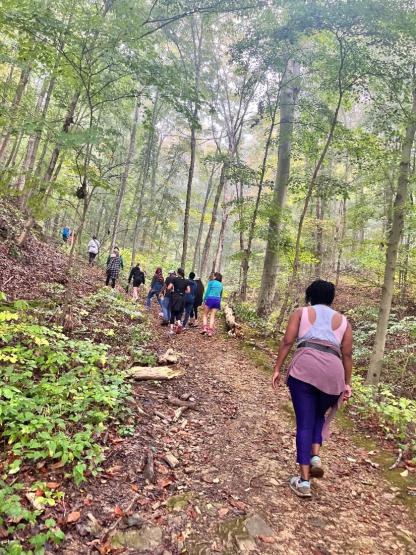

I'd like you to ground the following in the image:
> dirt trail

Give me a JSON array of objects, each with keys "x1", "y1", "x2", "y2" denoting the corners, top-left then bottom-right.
[{"x1": 64, "y1": 304, "x2": 416, "y2": 555}]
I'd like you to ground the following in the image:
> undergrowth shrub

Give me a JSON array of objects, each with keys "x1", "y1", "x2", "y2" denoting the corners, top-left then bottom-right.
[
  {"x1": 350, "y1": 375, "x2": 416, "y2": 458},
  {"x1": 0, "y1": 289, "x2": 139, "y2": 553}
]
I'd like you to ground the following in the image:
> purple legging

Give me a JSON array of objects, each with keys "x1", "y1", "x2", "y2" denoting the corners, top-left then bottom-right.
[{"x1": 288, "y1": 375, "x2": 340, "y2": 465}]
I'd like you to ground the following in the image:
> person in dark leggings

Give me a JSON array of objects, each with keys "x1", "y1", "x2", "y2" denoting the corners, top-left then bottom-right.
[
  {"x1": 166, "y1": 268, "x2": 190, "y2": 335},
  {"x1": 182, "y1": 272, "x2": 197, "y2": 328},
  {"x1": 190, "y1": 276, "x2": 204, "y2": 326},
  {"x1": 106, "y1": 248, "x2": 123, "y2": 288},
  {"x1": 146, "y1": 267, "x2": 164, "y2": 309},
  {"x1": 272, "y1": 280, "x2": 353, "y2": 498}
]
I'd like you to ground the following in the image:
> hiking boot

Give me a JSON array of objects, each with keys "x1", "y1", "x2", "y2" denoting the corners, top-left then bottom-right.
[
  {"x1": 161, "y1": 320, "x2": 169, "y2": 326},
  {"x1": 207, "y1": 327, "x2": 213, "y2": 337},
  {"x1": 310, "y1": 456, "x2": 324, "y2": 478},
  {"x1": 289, "y1": 476, "x2": 312, "y2": 498}
]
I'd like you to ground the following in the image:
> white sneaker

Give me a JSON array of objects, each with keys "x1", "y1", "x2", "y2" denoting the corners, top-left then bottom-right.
[
  {"x1": 310, "y1": 456, "x2": 324, "y2": 478},
  {"x1": 289, "y1": 476, "x2": 312, "y2": 498}
]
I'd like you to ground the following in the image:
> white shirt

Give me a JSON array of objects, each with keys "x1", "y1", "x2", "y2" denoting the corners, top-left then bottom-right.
[{"x1": 88, "y1": 239, "x2": 100, "y2": 254}]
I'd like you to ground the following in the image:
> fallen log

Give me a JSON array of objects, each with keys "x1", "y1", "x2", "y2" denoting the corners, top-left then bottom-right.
[
  {"x1": 125, "y1": 366, "x2": 184, "y2": 380},
  {"x1": 167, "y1": 395, "x2": 197, "y2": 410}
]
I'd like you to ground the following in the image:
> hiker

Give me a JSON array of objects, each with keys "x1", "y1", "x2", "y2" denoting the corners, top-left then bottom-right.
[
  {"x1": 201, "y1": 272, "x2": 223, "y2": 337},
  {"x1": 128, "y1": 262, "x2": 145, "y2": 301},
  {"x1": 160, "y1": 270, "x2": 175, "y2": 326},
  {"x1": 106, "y1": 247, "x2": 123, "y2": 289},
  {"x1": 190, "y1": 276, "x2": 204, "y2": 326},
  {"x1": 87, "y1": 235, "x2": 100, "y2": 266},
  {"x1": 146, "y1": 267, "x2": 164, "y2": 309},
  {"x1": 165, "y1": 268, "x2": 190, "y2": 335},
  {"x1": 62, "y1": 226, "x2": 71, "y2": 243},
  {"x1": 182, "y1": 271, "x2": 197, "y2": 328},
  {"x1": 271, "y1": 279, "x2": 353, "y2": 499}
]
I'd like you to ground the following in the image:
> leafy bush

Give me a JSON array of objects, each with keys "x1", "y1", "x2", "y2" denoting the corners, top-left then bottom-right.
[
  {"x1": 350, "y1": 375, "x2": 416, "y2": 457},
  {"x1": 0, "y1": 310, "x2": 131, "y2": 482}
]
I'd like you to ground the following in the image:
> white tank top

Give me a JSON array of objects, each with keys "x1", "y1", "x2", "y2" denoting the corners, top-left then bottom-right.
[{"x1": 298, "y1": 305, "x2": 347, "y2": 347}]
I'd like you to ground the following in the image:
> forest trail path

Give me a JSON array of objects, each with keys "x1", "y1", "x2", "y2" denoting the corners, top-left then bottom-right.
[{"x1": 64, "y1": 297, "x2": 416, "y2": 555}]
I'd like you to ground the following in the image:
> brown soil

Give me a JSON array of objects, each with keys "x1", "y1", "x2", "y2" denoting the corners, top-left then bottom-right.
[{"x1": 60, "y1": 302, "x2": 416, "y2": 555}]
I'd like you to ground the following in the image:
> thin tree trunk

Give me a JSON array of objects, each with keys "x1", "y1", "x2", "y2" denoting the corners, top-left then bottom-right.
[
  {"x1": 256, "y1": 60, "x2": 300, "y2": 316},
  {"x1": 335, "y1": 197, "x2": 347, "y2": 287},
  {"x1": 0, "y1": 66, "x2": 31, "y2": 163},
  {"x1": 212, "y1": 210, "x2": 229, "y2": 274},
  {"x1": 200, "y1": 162, "x2": 228, "y2": 278},
  {"x1": 240, "y1": 94, "x2": 280, "y2": 300},
  {"x1": 192, "y1": 164, "x2": 216, "y2": 272},
  {"x1": 366, "y1": 86, "x2": 416, "y2": 385},
  {"x1": 315, "y1": 196, "x2": 324, "y2": 278},
  {"x1": 109, "y1": 100, "x2": 140, "y2": 252},
  {"x1": 43, "y1": 91, "x2": 80, "y2": 183},
  {"x1": 181, "y1": 15, "x2": 203, "y2": 269}
]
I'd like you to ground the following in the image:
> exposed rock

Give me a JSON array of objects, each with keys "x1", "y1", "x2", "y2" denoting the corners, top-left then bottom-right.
[
  {"x1": 245, "y1": 514, "x2": 274, "y2": 538},
  {"x1": 111, "y1": 526, "x2": 163, "y2": 551}
]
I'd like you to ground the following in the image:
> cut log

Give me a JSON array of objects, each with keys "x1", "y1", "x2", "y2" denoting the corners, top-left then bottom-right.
[
  {"x1": 223, "y1": 303, "x2": 237, "y2": 335},
  {"x1": 167, "y1": 395, "x2": 197, "y2": 410},
  {"x1": 126, "y1": 366, "x2": 184, "y2": 380}
]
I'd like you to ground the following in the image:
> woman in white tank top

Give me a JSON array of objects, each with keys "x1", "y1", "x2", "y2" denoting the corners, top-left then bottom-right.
[{"x1": 271, "y1": 280, "x2": 353, "y2": 498}]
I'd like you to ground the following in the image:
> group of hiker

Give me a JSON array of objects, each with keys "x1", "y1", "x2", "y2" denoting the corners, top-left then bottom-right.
[{"x1": 126, "y1": 263, "x2": 224, "y2": 336}]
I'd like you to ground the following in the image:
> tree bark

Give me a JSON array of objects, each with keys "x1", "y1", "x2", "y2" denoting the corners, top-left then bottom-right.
[
  {"x1": 109, "y1": 100, "x2": 140, "y2": 252},
  {"x1": 366, "y1": 86, "x2": 416, "y2": 385},
  {"x1": 256, "y1": 60, "x2": 300, "y2": 316},
  {"x1": 192, "y1": 164, "x2": 216, "y2": 272},
  {"x1": 212, "y1": 209, "x2": 228, "y2": 274},
  {"x1": 200, "y1": 162, "x2": 227, "y2": 278},
  {"x1": 240, "y1": 93, "x2": 280, "y2": 300},
  {"x1": 0, "y1": 66, "x2": 31, "y2": 163}
]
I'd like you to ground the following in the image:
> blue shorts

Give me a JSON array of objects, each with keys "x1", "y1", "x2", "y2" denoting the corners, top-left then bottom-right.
[{"x1": 204, "y1": 297, "x2": 221, "y2": 310}]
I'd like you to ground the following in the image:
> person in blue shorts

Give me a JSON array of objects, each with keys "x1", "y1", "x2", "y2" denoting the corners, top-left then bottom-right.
[{"x1": 201, "y1": 272, "x2": 223, "y2": 337}]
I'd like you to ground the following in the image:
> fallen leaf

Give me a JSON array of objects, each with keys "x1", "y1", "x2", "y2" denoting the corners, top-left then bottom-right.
[
  {"x1": 113, "y1": 505, "x2": 124, "y2": 517},
  {"x1": 46, "y1": 482, "x2": 60, "y2": 490},
  {"x1": 157, "y1": 477, "x2": 174, "y2": 488},
  {"x1": 400, "y1": 469, "x2": 409, "y2": 477},
  {"x1": 50, "y1": 460, "x2": 65, "y2": 469},
  {"x1": 131, "y1": 484, "x2": 139, "y2": 493},
  {"x1": 218, "y1": 507, "x2": 229, "y2": 517},
  {"x1": 258, "y1": 535, "x2": 275, "y2": 544},
  {"x1": 67, "y1": 511, "x2": 81, "y2": 523}
]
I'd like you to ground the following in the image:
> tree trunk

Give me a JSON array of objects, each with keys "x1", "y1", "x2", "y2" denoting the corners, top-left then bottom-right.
[
  {"x1": 0, "y1": 66, "x2": 31, "y2": 163},
  {"x1": 366, "y1": 87, "x2": 416, "y2": 385},
  {"x1": 43, "y1": 91, "x2": 80, "y2": 183},
  {"x1": 335, "y1": 197, "x2": 347, "y2": 287},
  {"x1": 109, "y1": 100, "x2": 140, "y2": 252},
  {"x1": 240, "y1": 94, "x2": 279, "y2": 300},
  {"x1": 315, "y1": 196, "x2": 324, "y2": 278},
  {"x1": 200, "y1": 162, "x2": 228, "y2": 278},
  {"x1": 181, "y1": 15, "x2": 203, "y2": 269},
  {"x1": 212, "y1": 210, "x2": 229, "y2": 274},
  {"x1": 256, "y1": 61, "x2": 300, "y2": 316},
  {"x1": 192, "y1": 164, "x2": 216, "y2": 272},
  {"x1": 17, "y1": 76, "x2": 56, "y2": 207}
]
